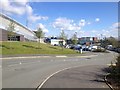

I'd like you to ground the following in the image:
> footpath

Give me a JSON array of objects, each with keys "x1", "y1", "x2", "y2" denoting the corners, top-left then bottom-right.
[{"x1": 40, "y1": 65, "x2": 110, "y2": 89}]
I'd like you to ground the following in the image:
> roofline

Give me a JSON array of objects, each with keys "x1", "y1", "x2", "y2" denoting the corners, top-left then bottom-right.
[{"x1": 0, "y1": 13, "x2": 36, "y2": 35}]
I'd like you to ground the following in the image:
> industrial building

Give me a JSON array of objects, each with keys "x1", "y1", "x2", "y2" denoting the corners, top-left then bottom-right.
[
  {"x1": 0, "y1": 13, "x2": 37, "y2": 41},
  {"x1": 78, "y1": 37, "x2": 98, "y2": 45}
]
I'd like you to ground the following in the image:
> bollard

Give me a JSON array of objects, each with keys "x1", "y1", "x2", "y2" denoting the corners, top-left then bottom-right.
[{"x1": 80, "y1": 49, "x2": 82, "y2": 54}]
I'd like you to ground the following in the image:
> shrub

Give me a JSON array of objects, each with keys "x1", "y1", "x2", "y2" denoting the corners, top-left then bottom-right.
[{"x1": 108, "y1": 54, "x2": 120, "y2": 90}]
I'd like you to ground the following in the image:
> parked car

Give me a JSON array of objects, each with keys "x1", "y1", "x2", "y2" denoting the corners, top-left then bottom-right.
[
  {"x1": 88, "y1": 46, "x2": 92, "y2": 51},
  {"x1": 89, "y1": 45, "x2": 98, "y2": 51},
  {"x1": 118, "y1": 48, "x2": 120, "y2": 53},
  {"x1": 107, "y1": 45, "x2": 113, "y2": 50},
  {"x1": 82, "y1": 45, "x2": 89, "y2": 51},
  {"x1": 114, "y1": 48, "x2": 120, "y2": 53}
]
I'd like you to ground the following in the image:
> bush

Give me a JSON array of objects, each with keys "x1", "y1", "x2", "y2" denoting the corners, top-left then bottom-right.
[{"x1": 108, "y1": 54, "x2": 120, "y2": 90}]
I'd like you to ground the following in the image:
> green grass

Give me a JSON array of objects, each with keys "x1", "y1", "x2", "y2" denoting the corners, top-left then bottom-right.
[{"x1": 1, "y1": 41, "x2": 78, "y2": 55}]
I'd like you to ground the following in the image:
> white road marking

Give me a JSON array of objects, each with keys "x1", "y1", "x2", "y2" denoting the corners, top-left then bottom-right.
[
  {"x1": 56, "y1": 56, "x2": 67, "y2": 58},
  {"x1": 107, "y1": 64, "x2": 116, "y2": 66},
  {"x1": 1, "y1": 56, "x2": 51, "y2": 60},
  {"x1": 37, "y1": 65, "x2": 82, "y2": 89}
]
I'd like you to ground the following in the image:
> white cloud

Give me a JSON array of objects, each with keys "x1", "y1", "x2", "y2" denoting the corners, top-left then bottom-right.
[
  {"x1": 111, "y1": 22, "x2": 120, "y2": 30},
  {"x1": 1, "y1": 0, "x2": 48, "y2": 23},
  {"x1": 82, "y1": 22, "x2": 119, "y2": 38},
  {"x1": 13, "y1": 0, "x2": 29, "y2": 6},
  {"x1": 87, "y1": 22, "x2": 91, "y2": 25},
  {"x1": 27, "y1": 14, "x2": 48, "y2": 23},
  {"x1": 95, "y1": 18, "x2": 100, "y2": 22},
  {"x1": 26, "y1": 5, "x2": 33, "y2": 15},
  {"x1": 25, "y1": 5, "x2": 48, "y2": 22},
  {"x1": 1, "y1": 0, "x2": 27, "y2": 15},
  {"x1": 79, "y1": 19, "x2": 86, "y2": 26},
  {"x1": 53, "y1": 17, "x2": 81, "y2": 31},
  {"x1": 37, "y1": 23, "x2": 49, "y2": 33},
  {"x1": 91, "y1": 30, "x2": 97, "y2": 33}
]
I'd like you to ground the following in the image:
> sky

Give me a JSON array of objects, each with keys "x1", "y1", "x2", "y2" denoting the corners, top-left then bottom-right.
[{"x1": 0, "y1": 0, "x2": 119, "y2": 39}]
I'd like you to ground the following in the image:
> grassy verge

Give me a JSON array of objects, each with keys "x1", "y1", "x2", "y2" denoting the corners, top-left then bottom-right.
[
  {"x1": 1, "y1": 41, "x2": 78, "y2": 55},
  {"x1": 107, "y1": 54, "x2": 120, "y2": 90}
]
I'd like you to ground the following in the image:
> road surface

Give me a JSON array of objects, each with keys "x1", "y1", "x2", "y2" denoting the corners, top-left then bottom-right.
[{"x1": 2, "y1": 51, "x2": 118, "y2": 89}]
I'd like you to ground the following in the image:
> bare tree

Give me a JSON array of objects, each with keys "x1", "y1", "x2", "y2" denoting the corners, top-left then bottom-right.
[
  {"x1": 59, "y1": 30, "x2": 67, "y2": 50},
  {"x1": 72, "y1": 32, "x2": 78, "y2": 45},
  {"x1": 59, "y1": 30, "x2": 67, "y2": 40}
]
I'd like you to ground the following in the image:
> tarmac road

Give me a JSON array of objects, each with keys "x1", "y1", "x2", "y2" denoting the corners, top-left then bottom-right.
[{"x1": 2, "y1": 51, "x2": 118, "y2": 89}]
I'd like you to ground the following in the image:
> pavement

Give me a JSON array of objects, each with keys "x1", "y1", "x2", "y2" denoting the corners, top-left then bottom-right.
[
  {"x1": 41, "y1": 65, "x2": 110, "y2": 89},
  {"x1": 2, "y1": 51, "x2": 118, "y2": 89}
]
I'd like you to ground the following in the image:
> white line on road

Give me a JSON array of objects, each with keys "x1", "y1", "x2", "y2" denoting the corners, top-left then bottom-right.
[
  {"x1": 107, "y1": 64, "x2": 116, "y2": 66},
  {"x1": 1, "y1": 56, "x2": 51, "y2": 60},
  {"x1": 37, "y1": 65, "x2": 83, "y2": 89},
  {"x1": 56, "y1": 56, "x2": 67, "y2": 58}
]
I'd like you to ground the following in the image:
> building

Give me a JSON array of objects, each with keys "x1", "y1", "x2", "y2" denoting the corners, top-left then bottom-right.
[
  {"x1": 78, "y1": 37, "x2": 98, "y2": 45},
  {"x1": 0, "y1": 13, "x2": 37, "y2": 41},
  {"x1": 0, "y1": 28, "x2": 24, "y2": 41},
  {"x1": 51, "y1": 39, "x2": 66, "y2": 46}
]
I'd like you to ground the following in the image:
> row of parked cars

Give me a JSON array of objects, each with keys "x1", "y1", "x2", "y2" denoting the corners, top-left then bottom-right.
[
  {"x1": 65, "y1": 44, "x2": 100, "y2": 52},
  {"x1": 106, "y1": 45, "x2": 120, "y2": 53}
]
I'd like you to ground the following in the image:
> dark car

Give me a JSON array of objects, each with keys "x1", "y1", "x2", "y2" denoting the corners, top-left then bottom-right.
[{"x1": 117, "y1": 48, "x2": 120, "y2": 53}]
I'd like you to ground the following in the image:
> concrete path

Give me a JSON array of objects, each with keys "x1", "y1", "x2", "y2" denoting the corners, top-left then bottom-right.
[{"x1": 41, "y1": 65, "x2": 110, "y2": 89}]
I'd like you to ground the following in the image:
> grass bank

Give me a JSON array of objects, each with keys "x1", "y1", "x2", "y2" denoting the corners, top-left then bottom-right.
[{"x1": 0, "y1": 41, "x2": 78, "y2": 55}]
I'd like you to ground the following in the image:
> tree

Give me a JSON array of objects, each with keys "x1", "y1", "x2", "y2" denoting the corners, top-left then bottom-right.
[
  {"x1": 71, "y1": 32, "x2": 78, "y2": 45},
  {"x1": 7, "y1": 21, "x2": 15, "y2": 49},
  {"x1": 35, "y1": 27, "x2": 44, "y2": 48},
  {"x1": 102, "y1": 37, "x2": 119, "y2": 48},
  {"x1": 7, "y1": 21, "x2": 15, "y2": 41},
  {"x1": 59, "y1": 30, "x2": 67, "y2": 50},
  {"x1": 59, "y1": 30, "x2": 67, "y2": 40},
  {"x1": 108, "y1": 37, "x2": 119, "y2": 48}
]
